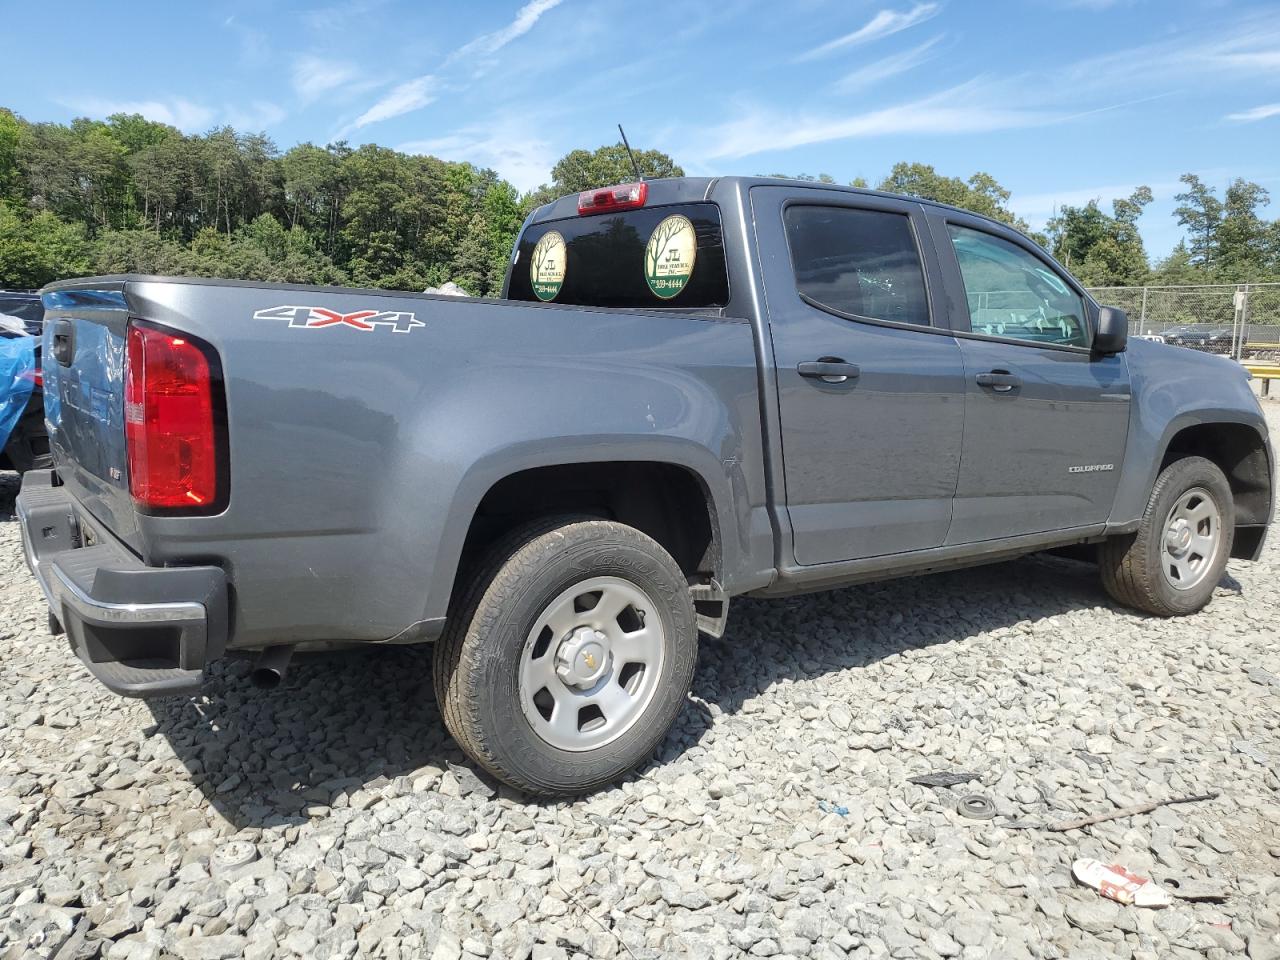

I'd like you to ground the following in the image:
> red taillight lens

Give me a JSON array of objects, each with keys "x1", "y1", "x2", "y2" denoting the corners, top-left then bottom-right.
[
  {"x1": 125, "y1": 321, "x2": 225, "y2": 511},
  {"x1": 577, "y1": 181, "x2": 647, "y2": 215}
]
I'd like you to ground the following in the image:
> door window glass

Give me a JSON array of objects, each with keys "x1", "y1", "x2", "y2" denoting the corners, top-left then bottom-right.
[
  {"x1": 947, "y1": 224, "x2": 1088, "y2": 347},
  {"x1": 784, "y1": 206, "x2": 930, "y2": 327}
]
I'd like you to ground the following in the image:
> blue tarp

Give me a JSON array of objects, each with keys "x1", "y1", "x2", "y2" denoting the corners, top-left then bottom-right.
[{"x1": 0, "y1": 335, "x2": 37, "y2": 452}]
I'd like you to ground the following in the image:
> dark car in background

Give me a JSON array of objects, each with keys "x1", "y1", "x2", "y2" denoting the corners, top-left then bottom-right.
[
  {"x1": 1160, "y1": 324, "x2": 1234, "y2": 353},
  {"x1": 0, "y1": 290, "x2": 51, "y2": 473}
]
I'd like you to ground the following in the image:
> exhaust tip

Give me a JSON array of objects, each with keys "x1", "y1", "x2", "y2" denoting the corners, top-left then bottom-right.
[
  {"x1": 249, "y1": 645, "x2": 294, "y2": 691},
  {"x1": 250, "y1": 667, "x2": 284, "y2": 690}
]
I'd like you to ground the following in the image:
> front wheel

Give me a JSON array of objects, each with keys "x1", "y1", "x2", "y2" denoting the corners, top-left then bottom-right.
[
  {"x1": 434, "y1": 518, "x2": 698, "y2": 796},
  {"x1": 1100, "y1": 456, "x2": 1234, "y2": 617}
]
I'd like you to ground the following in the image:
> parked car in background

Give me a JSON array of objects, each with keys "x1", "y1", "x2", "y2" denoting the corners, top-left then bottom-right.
[
  {"x1": 0, "y1": 290, "x2": 51, "y2": 474},
  {"x1": 1160, "y1": 324, "x2": 1234, "y2": 353},
  {"x1": 18, "y1": 177, "x2": 1275, "y2": 796}
]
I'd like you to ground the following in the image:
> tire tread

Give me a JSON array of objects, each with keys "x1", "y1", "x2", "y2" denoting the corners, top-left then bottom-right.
[{"x1": 1100, "y1": 456, "x2": 1233, "y2": 617}]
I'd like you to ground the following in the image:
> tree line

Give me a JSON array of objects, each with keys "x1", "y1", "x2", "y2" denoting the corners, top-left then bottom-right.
[{"x1": 1, "y1": 105, "x2": 1277, "y2": 293}]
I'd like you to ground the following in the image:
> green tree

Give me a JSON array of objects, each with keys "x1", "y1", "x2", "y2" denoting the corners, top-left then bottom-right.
[
  {"x1": 1046, "y1": 187, "x2": 1152, "y2": 286},
  {"x1": 1217, "y1": 179, "x2": 1272, "y2": 279},
  {"x1": 481, "y1": 180, "x2": 522, "y2": 294},
  {"x1": 544, "y1": 143, "x2": 683, "y2": 196},
  {"x1": 521, "y1": 143, "x2": 681, "y2": 214},
  {"x1": 877, "y1": 162, "x2": 1029, "y2": 231},
  {"x1": 1148, "y1": 242, "x2": 1202, "y2": 285},
  {"x1": 0, "y1": 109, "x2": 21, "y2": 200},
  {"x1": 1173, "y1": 174, "x2": 1223, "y2": 270},
  {"x1": 0, "y1": 204, "x2": 91, "y2": 287}
]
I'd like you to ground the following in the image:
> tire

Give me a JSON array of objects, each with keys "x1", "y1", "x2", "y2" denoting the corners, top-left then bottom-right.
[
  {"x1": 1100, "y1": 456, "x2": 1234, "y2": 617},
  {"x1": 434, "y1": 517, "x2": 698, "y2": 796}
]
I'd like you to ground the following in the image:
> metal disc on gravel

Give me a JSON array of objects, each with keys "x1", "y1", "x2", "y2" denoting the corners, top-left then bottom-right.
[
  {"x1": 956, "y1": 795, "x2": 997, "y2": 820},
  {"x1": 212, "y1": 840, "x2": 258, "y2": 875}
]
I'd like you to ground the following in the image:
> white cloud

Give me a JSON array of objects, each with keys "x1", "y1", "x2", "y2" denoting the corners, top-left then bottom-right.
[
  {"x1": 798, "y1": 3, "x2": 940, "y2": 62},
  {"x1": 834, "y1": 36, "x2": 942, "y2": 93},
  {"x1": 60, "y1": 97, "x2": 217, "y2": 131},
  {"x1": 1226, "y1": 103, "x2": 1280, "y2": 122},
  {"x1": 60, "y1": 96, "x2": 286, "y2": 133},
  {"x1": 224, "y1": 101, "x2": 288, "y2": 132},
  {"x1": 699, "y1": 83, "x2": 1049, "y2": 160},
  {"x1": 292, "y1": 55, "x2": 363, "y2": 103},
  {"x1": 399, "y1": 125, "x2": 557, "y2": 192},
  {"x1": 302, "y1": 0, "x2": 389, "y2": 33},
  {"x1": 348, "y1": 0, "x2": 564, "y2": 131},
  {"x1": 223, "y1": 14, "x2": 269, "y2": 65},
  {"x1": 1206, "y1": 50, "x2": 1280, "y2": 72},
  {"x1": 352, "y1": 75, "x2": 438, "y2": 129},
  {"x1": 449, "y1": 0, "x2": 564, "y2": 64}
]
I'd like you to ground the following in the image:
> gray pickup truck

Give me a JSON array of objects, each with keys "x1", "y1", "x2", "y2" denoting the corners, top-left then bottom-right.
[{"x1": 18, "y1": 177, "x2": 1273, "y2": 795}]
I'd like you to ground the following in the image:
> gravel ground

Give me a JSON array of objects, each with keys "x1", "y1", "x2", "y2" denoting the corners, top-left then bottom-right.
[{"x1": 2, "y1": 416, "x2": 1279, "y2": 960}]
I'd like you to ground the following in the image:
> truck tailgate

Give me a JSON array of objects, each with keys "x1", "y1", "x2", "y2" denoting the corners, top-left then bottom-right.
[{"x1": 40, "y1": 285, "x2": 141, "y2": 553}]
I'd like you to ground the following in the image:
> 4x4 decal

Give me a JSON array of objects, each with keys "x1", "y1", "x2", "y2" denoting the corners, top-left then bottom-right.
[{"x1": 253, "y1": 305, "x2": 424, "y2": 333}]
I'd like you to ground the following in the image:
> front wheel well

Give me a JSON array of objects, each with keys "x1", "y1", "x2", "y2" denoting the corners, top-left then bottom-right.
[
  {"x1": 1161, "y1": 422, "x2": 1272, "y2": 557},
  {"x1": 452, "y1": 461, "x2": 719, "y2": 606}
]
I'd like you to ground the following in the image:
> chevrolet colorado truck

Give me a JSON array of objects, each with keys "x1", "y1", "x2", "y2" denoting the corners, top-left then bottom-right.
[{"x1": 18, "y1": 177, "x2": 1274, "y2": 796}]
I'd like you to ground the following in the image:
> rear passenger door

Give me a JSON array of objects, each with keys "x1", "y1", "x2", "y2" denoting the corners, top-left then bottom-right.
[
  {"x1": 753, "y1": 187, "x2": 967, "y2": 565},
  {"x1": 927, "y1": 211, "x2": 1131, "y2": 543}
]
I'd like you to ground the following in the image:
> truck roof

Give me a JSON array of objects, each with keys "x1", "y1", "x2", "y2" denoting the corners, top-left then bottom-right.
[{"x1": 527, "y1": 175, "x2": 1021, "y2": 234}]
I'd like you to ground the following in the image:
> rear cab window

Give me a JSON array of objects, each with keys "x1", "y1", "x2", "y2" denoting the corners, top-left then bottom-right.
[
  {"x1": 782, "y1": 205, "x2": 931, "y2": 328},
  {"x1": 506, "y1": 203, "x2": 730, "y2": 309}
]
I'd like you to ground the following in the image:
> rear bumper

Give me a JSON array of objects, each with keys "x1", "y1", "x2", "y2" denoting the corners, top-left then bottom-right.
[{"x1": 16, "y1": 470, "x2": 227, "y2": 697}]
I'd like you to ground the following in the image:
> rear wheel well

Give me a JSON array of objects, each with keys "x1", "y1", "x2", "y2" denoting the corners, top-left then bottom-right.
[
  {"x1": 453, "y1": 462, "x2": 719, "y2": 605},
  {"x1": 1161, "y1": 422, "x2": 1271, "y2": 557}
]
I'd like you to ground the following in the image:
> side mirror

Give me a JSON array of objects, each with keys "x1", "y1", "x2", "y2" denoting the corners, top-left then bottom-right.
[{"x1": 1094, "y1": 306, "x2": 1128, "y2": 355}]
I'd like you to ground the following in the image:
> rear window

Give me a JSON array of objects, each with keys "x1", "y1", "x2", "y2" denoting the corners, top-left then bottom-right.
[
  {"x1": 506, "y1": 203, "x2": 729, "y2": 309},
  {"x1": 783, "y1": 205, "x2": 930, "y2": 327}
]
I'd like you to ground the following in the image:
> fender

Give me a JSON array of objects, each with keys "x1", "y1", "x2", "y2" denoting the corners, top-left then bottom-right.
[{"x1": 1108, "y1": 339, "x2": 1273, "y2": 530}]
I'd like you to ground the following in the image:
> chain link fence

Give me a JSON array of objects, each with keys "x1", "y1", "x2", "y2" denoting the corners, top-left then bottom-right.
[{"x1": 1086, "y1": 283, "x2": 1280, "y2": 361}]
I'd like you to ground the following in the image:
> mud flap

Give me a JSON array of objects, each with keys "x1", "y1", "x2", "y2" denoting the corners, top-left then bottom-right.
[{"x1": 690, "y1": 579, "x2": 729, "y2": 638}]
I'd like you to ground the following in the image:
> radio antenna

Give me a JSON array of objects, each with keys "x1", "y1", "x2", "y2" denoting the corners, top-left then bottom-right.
[{"x1": 618, "y1": 124, "x2": 643, "y2": 182}]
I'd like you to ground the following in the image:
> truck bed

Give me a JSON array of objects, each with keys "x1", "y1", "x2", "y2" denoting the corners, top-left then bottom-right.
[{"x1": 36, "y1": 274, "x2": 767, "y2": 660}]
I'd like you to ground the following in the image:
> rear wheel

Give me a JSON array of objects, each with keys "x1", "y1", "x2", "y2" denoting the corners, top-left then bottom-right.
[
  {"x1": 434, "y1": 518, "x2": 697, "y2": 796},
  {"x1": 1100, "y1": 456, "x2": 1233, "y2": 616}
]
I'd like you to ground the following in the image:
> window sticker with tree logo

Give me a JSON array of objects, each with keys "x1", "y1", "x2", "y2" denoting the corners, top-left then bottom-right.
[
  {"x1": 644, "y1": 215, "x2": 697, "y2": 300},
  {"x1": 530, "y1": 231, "x2": 567, "y2": 301}
]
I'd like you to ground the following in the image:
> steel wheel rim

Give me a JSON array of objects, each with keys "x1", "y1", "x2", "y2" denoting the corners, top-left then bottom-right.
[
  {"x1": 1160, "y1": 486, "x2": 1221, "y2": 591},
  {"x1": 518, "y1": 575, "x2": 666, "y2": 752}
]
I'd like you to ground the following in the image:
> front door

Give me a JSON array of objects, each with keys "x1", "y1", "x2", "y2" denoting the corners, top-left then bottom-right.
[
  {"x1": 753, "y1": 187, "x2": 967, "y2": 565},
  {"x1": 927, "y1": 212, "x2": 1131, "y2": 543}
]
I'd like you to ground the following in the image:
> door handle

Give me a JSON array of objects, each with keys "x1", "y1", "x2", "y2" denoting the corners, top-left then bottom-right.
[
  {"x1": 51, "y1": 319, "x2": 74, "y2": 367},
  {"x1": 975, "y1": 371, "x2": 1021, "y2": 392},
  {"x1": 798, "y1": 359, "x2": 860, "y2": 384}
]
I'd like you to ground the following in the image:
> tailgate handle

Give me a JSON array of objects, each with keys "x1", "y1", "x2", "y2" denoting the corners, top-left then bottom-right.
[{"x1": 51, "y1": 319, "x2": 74, "y2": 367}]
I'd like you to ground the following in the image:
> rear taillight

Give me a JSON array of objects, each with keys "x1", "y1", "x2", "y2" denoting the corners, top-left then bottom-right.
[
  {"x1": 125, "y1": 321, "x2": 226, "y2": 512},
  {"x1": 577, "y1": 181, "x2": 647, "y2": 215}
]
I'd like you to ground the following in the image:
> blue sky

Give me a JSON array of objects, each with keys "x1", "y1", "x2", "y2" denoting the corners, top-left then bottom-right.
[{"x1": 3, "y1": 0, "x2": 1279, "y2": 258}]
